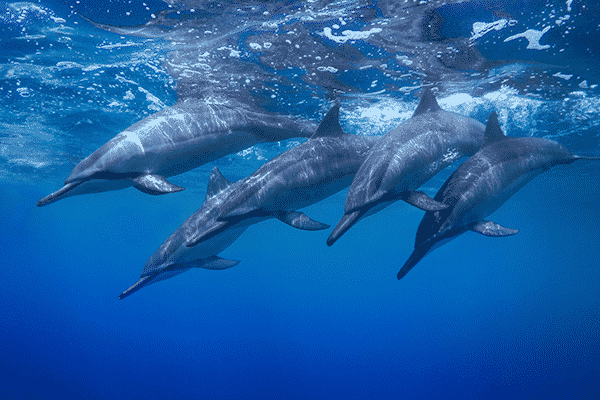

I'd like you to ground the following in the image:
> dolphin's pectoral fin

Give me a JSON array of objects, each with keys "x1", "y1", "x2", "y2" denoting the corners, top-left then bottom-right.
[
  {"x1": 277, "y1": 211, "x2": 330, "y2": 231},
  {"x1": 199, "y1": 256, "x2": 241, "y2": 270},
  {"x1": 133, "y1": 174, "x2": 185, "y2": 195},
  {"x1": 401, "y1": 191, "x2": 448, "y2": 212},
  {"x1": 471, "y1": 220, "x2": 519, "y2": 237}
]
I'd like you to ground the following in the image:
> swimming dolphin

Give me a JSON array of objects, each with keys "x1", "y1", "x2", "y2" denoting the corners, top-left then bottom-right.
[
  {"x1": 185, "y1": 103, "x2": 381, "y2": 249},
  {"x1": 37, "y1": 99, "x2": 315, "y2": 207},
  {"x1": 119, "y1": 166, "x2": 245, "y2": 299},
  {"x1": 398, "y1": 111, "x2": 600, "y2": 280},
  {"x1": 326, "y1": 88, "x2": 486, "y2": 246}
]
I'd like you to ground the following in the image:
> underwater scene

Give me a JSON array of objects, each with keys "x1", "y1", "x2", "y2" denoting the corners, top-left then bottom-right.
[{"x1": 2, "y1": 0, "x2": 599, "y2": 398}]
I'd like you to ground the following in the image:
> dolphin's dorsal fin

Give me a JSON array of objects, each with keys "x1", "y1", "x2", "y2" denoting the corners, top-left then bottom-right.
[
  {"x1": 482, "y1": 112, "x2": 507, "y2": 147},
  {"x1": 310, "y1": 103, "x2": 345, "y2": 139},
  {"x1": 205, "y1": 167, "x2": 234, "y2": 201},
  {"x1": 412, "y1": 88, "x2": 442, "y2": 117}
]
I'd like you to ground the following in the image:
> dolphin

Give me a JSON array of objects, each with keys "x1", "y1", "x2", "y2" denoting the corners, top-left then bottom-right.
[
  {"x1": 398, "y1": 111, "x2": 600, "y2": 280},
  {"x1": 184, "y1": 103, "x2": 381, "y2": 249},
  {"x1": 326, "y1": 88, "x2": 486, "y2": 246},
  {"x1": 119, "y1": 166, "x2": 244, "y2": 299},
  {"x1": 37, "y1": 99, "x2": 315, "y2": 207}
]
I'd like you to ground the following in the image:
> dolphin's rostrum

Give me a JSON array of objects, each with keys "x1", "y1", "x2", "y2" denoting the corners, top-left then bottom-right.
[
  {"x1": 37, "y1": 99, "x2": 315, "y2": 207},
  {"x1": 398, "y1": 111, "x2": 600, "y2": 280}
]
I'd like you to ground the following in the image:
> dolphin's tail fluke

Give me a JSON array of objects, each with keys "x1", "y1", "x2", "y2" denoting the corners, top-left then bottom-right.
[
  {"x1": 37, "y1": 181, "x2": 82, "y2": 207},
  {"x1": 119, "y1": 275, "x2": 153, "y2": 300},
  {"x1": 397, "y1": 246, "x2": 430, "y2": 280},
  {"x1": 327, "y1": 209, "x2": 364, "y2": 246}
]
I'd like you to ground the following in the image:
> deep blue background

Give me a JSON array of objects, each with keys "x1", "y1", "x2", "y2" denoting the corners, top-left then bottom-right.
[
  {"x1": 2, "y1": 165, "x2": 599, "y2": 399},
  {"x1": 2, "y1": 0, "x2": 600, "y2": 398}
]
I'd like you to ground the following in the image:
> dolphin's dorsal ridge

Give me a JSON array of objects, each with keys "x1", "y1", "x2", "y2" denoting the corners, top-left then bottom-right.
[
  {"x1": 482, "y1": 112, "x2": 507, "y2": 147},
  {"x1": 471, "y1": 220, "x2": 518, "y2": 237},
  {"x1": 412, "y1": 88, "x2": 442, "y2": 117},
  {"x1": 310, "y1": 103, "x2": 345, "y2": 139},
  {"x1": 206, "y1": 167, "x2": 233, "y2": 200}
]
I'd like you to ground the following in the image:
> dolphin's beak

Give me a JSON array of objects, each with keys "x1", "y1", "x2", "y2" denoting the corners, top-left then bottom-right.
[
  {"x1": 119, "y1": 275, "x2": 153, "y2": 300},
  {"x1": 327, "y1": 209, "x2": 364, "y2": 246},
  {"x1": 397, "y1": 244, "x2": 432, "y2": 280},
  {"x1": 37, "y1": 181, "x2": 83, "y2": 207}
]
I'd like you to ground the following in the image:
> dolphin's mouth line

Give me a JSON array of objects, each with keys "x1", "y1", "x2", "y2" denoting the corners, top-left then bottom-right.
[{"x1": 37, "y1": 180, "x2": 84, "y2": 207}]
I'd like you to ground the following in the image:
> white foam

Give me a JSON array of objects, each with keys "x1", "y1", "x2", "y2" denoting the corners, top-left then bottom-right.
[
  {"x1": 504, "y1": 27, "x2": 551, "y2": 50},
  {"x1": 319, "y1": 27, "x2": 382, "y2": 44},
  {"x1": 553, "y1": 72, "x2": 573, "y2": 80},
  {"x1": 317, "y1": 66, "x2": 338, "y2": 73},
  {"x1": 471, "y1": 19, "x2": 517, "y2": 41},
  {"x1": 439, "y1": 93, "x2": 474, "y2": 108}
]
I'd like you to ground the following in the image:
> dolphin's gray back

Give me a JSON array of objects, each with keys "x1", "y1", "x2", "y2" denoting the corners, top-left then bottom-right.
[
  {"x1": 416, "y1": 137, "x2": 575, "y2": 246},
  {"x1": 345, "y1": 110, "x2": 484, "y2": 213},
  {"x1": 219, "y1": 134, "x2": 379, "y2": 215},
  {"x1": 65, "y1": 99, "x2": 315, "y2": 183}
]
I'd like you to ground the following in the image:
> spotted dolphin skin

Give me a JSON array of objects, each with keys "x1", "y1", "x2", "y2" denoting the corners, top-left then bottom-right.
[
  {"x1": 184, "y1": 103, "x2": 380, "y2": 250},
  {"x1": 326, "y1": 88, "x2": 486, "y2": 246},
  {"x1": 398, "y1": 112, "x2": 600, "y2": 280},
  {"x1": 119, "y1": 167, "x2": 244, "y2": 299},
  {"x1": 37, "y1": 99, "x2": 315, "y2": 207}
]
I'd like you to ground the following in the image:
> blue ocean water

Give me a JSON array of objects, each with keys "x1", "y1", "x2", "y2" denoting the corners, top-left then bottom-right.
[{"x1": 1, "y1": 1, "x2": 599, "y2": 398}]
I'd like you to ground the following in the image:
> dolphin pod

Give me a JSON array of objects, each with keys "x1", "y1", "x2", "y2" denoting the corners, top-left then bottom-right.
[
  {"x1": 37, "y1": 86, "x2": 598, "y2": 296},
  {"x1": 397, "y1": 112, "x2": 600, "y2": 280},
  {"x1": 183, "y1": 104, "x2": 380, "y2": 249},
  {"x1": 37, "y1": 99, "x2": 315, "y2": 207},
  {"x1": 120, "y1": 104, "x2": 379, "y2": 298},
  {"x1": 326, "y1": 88, "x2": 486, "y2": 246},
  {"x1": 110, "y1": 92, "x2": 598, "y2": 297}
]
